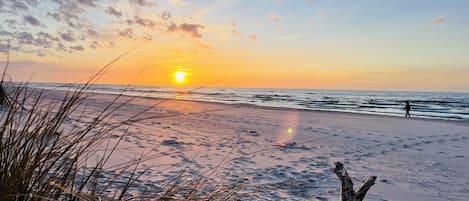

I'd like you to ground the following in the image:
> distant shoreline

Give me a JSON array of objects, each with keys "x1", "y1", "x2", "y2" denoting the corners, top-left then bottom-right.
[{"x1": 29, "y1": 86, "x2": 469, "y2": 125}]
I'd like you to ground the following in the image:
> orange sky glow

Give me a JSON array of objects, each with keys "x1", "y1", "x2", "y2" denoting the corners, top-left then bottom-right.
[{"x1": 1, "y1": 0, "x2": 468, "y2": 92}]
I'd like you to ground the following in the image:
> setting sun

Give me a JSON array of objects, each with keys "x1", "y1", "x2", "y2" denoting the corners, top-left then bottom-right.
[
  {"x1": 2, "y1": 1, "x2": 469, "y2": 200},
  {"x1": 174, "y1": 71, "x2": 187, "y2": 84}
]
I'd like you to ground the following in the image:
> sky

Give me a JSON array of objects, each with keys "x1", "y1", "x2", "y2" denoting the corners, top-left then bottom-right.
[{"x1": 0, "y1": 0, "x2": 468, "y2": 92}]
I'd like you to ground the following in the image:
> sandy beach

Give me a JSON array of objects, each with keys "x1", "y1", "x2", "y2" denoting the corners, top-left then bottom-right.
[
  {"x1": 2, "y1": 1, "x2": 468, "y2": 200},
  {"x1": 35, "y1": 89, "x2": 469, "y2": 201}
]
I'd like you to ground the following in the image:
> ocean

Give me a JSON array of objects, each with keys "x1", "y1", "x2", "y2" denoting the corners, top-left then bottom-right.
[{"x1": 29, "y1": 83, "x2": 469, "y2": 121}]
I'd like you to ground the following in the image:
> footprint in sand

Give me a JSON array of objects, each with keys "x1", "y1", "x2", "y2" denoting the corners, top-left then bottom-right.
[
  {"x1": 450, "y1": 138, "x2": 459, "y2": 141},
  {"x1": 437, "y1": 139, "x2": 446, "y2": 144}
]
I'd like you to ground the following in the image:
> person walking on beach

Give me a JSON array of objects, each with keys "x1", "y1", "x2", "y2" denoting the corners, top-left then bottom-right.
[{"x1": 405, "y1": 101, "x2": 411, "y2": 118}]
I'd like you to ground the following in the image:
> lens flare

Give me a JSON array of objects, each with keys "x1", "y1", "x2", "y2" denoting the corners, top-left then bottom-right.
[{"x1": 275, "y1": 111, "x2": 299, "y2": 146}]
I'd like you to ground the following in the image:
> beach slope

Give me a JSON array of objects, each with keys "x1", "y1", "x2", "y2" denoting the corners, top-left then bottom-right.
[{"x1": 43, "y1": 89, "x2": 469, "y2": 200}]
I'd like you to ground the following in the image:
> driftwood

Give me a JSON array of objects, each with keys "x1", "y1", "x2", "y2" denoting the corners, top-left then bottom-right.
[{"x1": 334, "y1": 162, "x2": 377, "y2": 201}]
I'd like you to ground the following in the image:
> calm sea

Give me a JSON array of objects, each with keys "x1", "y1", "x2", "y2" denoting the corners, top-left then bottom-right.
[{"x1": 29, "y1": 83, "x2": 469, "y2": 121}]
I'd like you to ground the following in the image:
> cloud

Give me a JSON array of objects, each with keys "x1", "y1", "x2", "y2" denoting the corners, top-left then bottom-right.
[
  {"x1": 35, "y1": 51, "x2": 46, "y2": 57},
  {"x1": 1, "y1": 0, "x2": 204, "y2": 56},
  {"x1": 248, "y1": 35, "x2": 257, "y2": 42},
  {"x1": 55, "y1": 43, "x2": 67, "y2": 52},
  {"x1": 105, "y1": 6, "x2": 122, "y2": 18},
  {"x1": 11, "y1": 1, "x2": 28, "y2": 11},
  {"x1": 0, "y1": 30, "x2": 77, "y2": 54},
  {"x1": 432, "y1": 16, "x2": 446, "y2": 24},
  {"x1": 23, "y1": 15, "x2": 41, "y2": 26},
  {"x1": 47, "y1": 12, "x2": 61, "y2": 21},
  {"x1": 5, "y1": 19, "x2": 18, "y2": 28},
  {"x1": 87, "y1": 29, "x2": 99, "y2": 37},
  {"x1": 231, "y1": 20, "x2": 237, "y2": 27},
  {"x1": 118, "y1": 28, "x2": 134, "y2": 39},
  {"x1": 17, "y1": 32, "x2": 35, "y2": 45},
  {"x1": 89, "y1": 41, "x2": 99, "y2": 49},
  {"x1": 108, "y1": 41, "x2": 115, "y2": 48},
  {"x1": 133, "y1": 15, "x2": 157, "y2": 28},
  {"x1": 69, "y1": 45, "x2": 85, "y2": 51},
  {"x1": 125, "y1": 15, "x2": 161, "y2": 29},
  {"x1": 37, "y1": 32, "x2": 60, "y2": 42},
  {"x1": 160, "y1": 11, "x2": 172, "y2": 20},
  {"x1": 36, "y1": 32, "x2": 60, "y2": 48},
  {"x1": 167, "y1": 0, "x2": 189, "y2": 6},
  {"x1": 179, "y1": 23, "x2": 204, "y2": 38},
  {"x1": 77, "y1": 0, "x2": 97, "y2": 7},
  {"x1": 426, "y1": 16, "x2": 447, "y2": 30},
  {"x1": 0, "y1": 0, "x2": 39, "y2": 13},
  {"x1": 269, "y1": 13, "x2": 283, "y2": 30},
  {"x1": 195, "y1": 41, "x2": 213, "y2": 50},
  {"x1": 60, "y1": 31, "x2": 76, "y2": 42},
  {"x1": 129, "y1": 0, "x2": 155, "y2": 7},
  {"x1": 0, "y1": 43, "x2": 10, "y2": 53},
  {"x1": 269, "y1": 13, "x2": 280, "y2": 23},
  {"x1": 48, "y1": 0, "x2": 97, "y2": 27},
  {"x1": 231, "y1": 20, "x2": 242, "y2": 37},
  {"x1": 0, "y1": 40, "x2": 21, "y2": 52},
  {"x1": 168, "y1": 22, "x2": 204, "y2": 38}
]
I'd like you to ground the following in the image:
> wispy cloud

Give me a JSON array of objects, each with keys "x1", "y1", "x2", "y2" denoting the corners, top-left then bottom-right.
[
  {"x1": 167, "y1": 23, "x2": 205, "y2": 38},
  {"x1": 105, "y1": 6, "x2": 123, "y2": 18},
  {"x1": 129, "y1": 0, "x2": 155, "y2": 7},
  {"x1": 23, "y1": 15, "x2": 41, "y2": 26},
  {"x1": 248, "y1": 35, "x2": 257, "y2": 42},
  {"x1": 231, "y1": 20, "x2": 242, "y2": 37},
  {"x1": 69, "y1": 45, "x2": 85, "y2": 51},
  {"x1": 432, "y1": 16, "x2": 447, "y2": 24},
  {"x1": 60, "y1": 31, "x2": 76, "y2": 42},
  {"x1": 269, "y1": 13, "x2": 281, "y2": 23},
  {"x1": 117, "y1": 28, "x2": 135, "y2": 39},
  {"x1": 426, "y1": 16, "x2": 447, "y2": 30},
  {"x1": 269, "y1": 13, "x2": 283, "y2": 30},
  {"x1": 195, "y1": 41, "x2": 214, "y2": 50}
]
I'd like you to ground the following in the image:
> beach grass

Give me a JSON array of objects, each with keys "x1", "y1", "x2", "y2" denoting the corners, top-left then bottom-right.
[{"x1": 0, "y1": 55, "x2": 242, "y2": 200}]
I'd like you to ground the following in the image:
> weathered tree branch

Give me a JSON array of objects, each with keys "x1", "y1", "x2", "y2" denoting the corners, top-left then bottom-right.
[
  {"x1": 355, "y1": 176, "x2": 377, "y2": 200},
  {"x1": 334, "y1": 162, "x2": 377, "y2": 201}
]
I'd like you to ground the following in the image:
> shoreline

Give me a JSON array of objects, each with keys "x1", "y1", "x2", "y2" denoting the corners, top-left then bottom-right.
[
  {"x1": 26, "y1": 84, "x2": 469, "y2": 122},
  {"x1": 70, "y1": 89, "x2": 469, "y2": 126}
]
